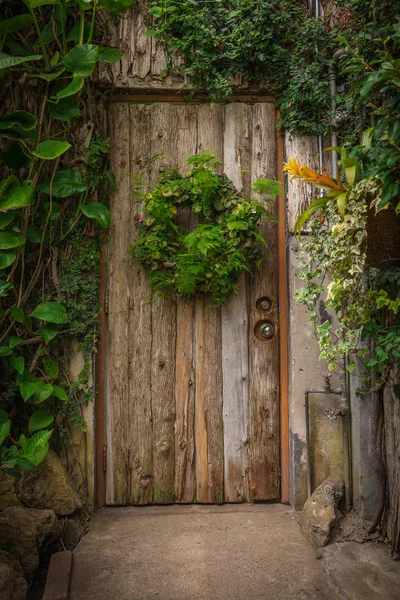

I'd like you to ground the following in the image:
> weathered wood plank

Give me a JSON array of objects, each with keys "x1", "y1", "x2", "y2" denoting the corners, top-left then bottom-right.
[
  {"x1": 248, "y1": 103, "x2": 280, "y2": 501},
  {"x1": 174, "y1": 105, "x2": 198, "y2": 503},
  {"x1": 175, "y1": 298, "x2": 196, "y2": 502},
  {"x1": 127, "y1": 104, "x2": 154, "y2": 504},
  {"x1": 150, "y1": 104, "x2": 178, "y2": 503},
  {"x1": 204, "y1": 304, "x2": 224, "y2": 503},
  {"x1": 194, "y1": 298, "x2": 208, "y2": 502},
  {"x1": 106, "y1": 103, "x2": 131, "y2": 505},
  {"x1": 222, "y1": 103, "x2": 253, "y2": 502},
  {"x1": 196, "y1": 104, "x2": 224, "y2": 503},
  {"x1": 285, "y1": 132, "x2": 318, "y2": 234}
]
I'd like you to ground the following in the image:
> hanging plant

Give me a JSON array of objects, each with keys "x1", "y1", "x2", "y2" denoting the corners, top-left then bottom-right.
[{"x1": 130, "y1": 152, "x2": 280, "y2": 306}]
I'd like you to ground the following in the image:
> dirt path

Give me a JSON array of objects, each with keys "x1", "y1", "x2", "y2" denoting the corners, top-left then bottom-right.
[{"x1": 70, "y1": 504, "x2": 334, "y2": 600}]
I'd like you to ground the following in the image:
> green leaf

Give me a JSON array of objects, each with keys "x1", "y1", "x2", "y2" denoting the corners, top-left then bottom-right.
[
  {"x1": 10, "y1": 307, "x2": 25, "y2": 323},
  {"x1": 64, "y1": 44, "x2": 99, "y2": 77},
  {"x1": 80, "y1": 202, "x2": 111, "y2": 228},
  {"x1": 39, "y1": 169, "x2": 87, "y2": 198},
  {"x1": 0, "y1": 53, "x2": 42, "y2": 71},
  {"x1": 20, "y1": 382, "x2": 36, "y2": 402},
  {"x1": 32, "y1": 140, "x2": 71, "y2": 160},
  {"x1": 0, "y1": 212, "x2": 16, "y2": 230},
  {"x1": 56, "y1": 75, "x2": 85, "y2": 99},
  {"x1": 0, "y1": 419, "x2": 11, "y2": 445},
  {"x1": 9, "y1": 336, "x2": 21, "y2": 348},
  {"x1": 44, "y1": 201, "x2": 60, "y2": 220},
  {"x1": 29, "y1": 410, "x2": 54, "y2": 433},
  {"x1": 26, "y1": 225, "x2": 42, "y2": 244},
  {"x1": 0, "y1": 177, "x2": 19, "y2": 204},
  {"x1": 0, "y1": 409, "x2": 8, "y2": 424},
  {"x1": 346, "y1": 362, "x2": 356, "y2": 373},
  {"x1": 0, "y1": 185, "x2": 34, "y2": 211},
  {"x1": 29, "y1": 68, "x2": 65, "y2": 82},
  {"x1": 43, "y1": 359, "x2": 59, "y2": 378},
  {"x1": 33, "y1": 382, "x2": 54, "y2": 404},
  {"x1": 0, "y1": 346, "x2": 13, "y2": 357},
  {"x1": 336, "y1": 192, "x2": 348, "y2": 217},
  {"x1": 0, "y1": 127, "x2": 36, "y2": 141},
  {"x1": 0, "y1": 15, "x2": 34, "y2": 36},
  {"x1": 0, "y1": 232, "x2": 26, "y2": 249},
  {"x1": 99, "y1": 0, "x2": 135, "y2": 13},
  {"x1": 360, "y1": 70, "x2": 393, "y2": 98},
  {"x1": 0, "y1": 251, "x2": 16, "y2": 269},
  {"x1": 52, "y1": 385, "x2": 68, "y2": 401},
  {"x1": 0, "y1": 111, "x2": 37, "y2": 131},
  {"x1": 48, "y1": 94, "x2": 80, "y2": 121},
  {"x1": 0, "y1": 142, "x2": 31, "y2": 169},
  {"x1": 31, "y1": 301, "x2": 68, "y2": 324},
  {"x1": 145, "y1": 29, "x2": 157, "y2": 37},
  {"x1": 294, "y1": 197, "x2": 328, "y2": 236},
  {"x1": 29, "y1": 0, "x2": 58, "y2": 7},
  {"x1": 97, "y1": 46, "x2": 123, "y2": 63},
  {"x1": 105, "y1": 170, "x2": 117, "y2": 192},
  {"x1": 67, "y1": 21, "x2": 95, "y2": 42},
  {"x1": 41, "y1": 323, "x2": 58, "y2": 344},
  {"x1": 11, "y1": 357, "x2": 25, "y2": 375},
  {"x1": 148, "y1": 6, "x2": 162, "y2": 17}
]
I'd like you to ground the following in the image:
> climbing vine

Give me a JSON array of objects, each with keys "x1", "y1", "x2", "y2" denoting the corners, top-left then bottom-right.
[
  {"x1": 0, "y1": 0, "x2": 134, "y2": 476},
  {"x1": 131, "y1": 151, "x2": 280, "y2": 306}
]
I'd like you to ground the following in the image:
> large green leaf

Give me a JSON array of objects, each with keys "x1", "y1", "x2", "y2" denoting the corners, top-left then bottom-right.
[
  {"x1": 39, "y1": 169, "x2": 87, "y2": 198},
  {"x1": 29, "y1": 410, "x2": 54, "y2": 433},
  {"x1": 24, "y1": 430, "x2": 53, "y2": 462},
  {"x1": 10, "y1": 307, "x2": 25, "y2": 323},
  {"x1": 30, "y1": 301, "x2": 68, "y2": 323},
  {"x1": 0, "y1": 15, "x2": 34, "y2": 36},
  {"x1": 33, "y1": 382, "x2": 54, "y2": 404},
  {"x1": 80, "y1": 202, "x2": 111, "y2": 228},
  {"x1": 0, "y1": 251, "x2": 16, "y2": 269},
  {"x1": 0, "y1": 346, "x2": 13, "y2": 356},
  {"x1": 41, "y1": 323, "x2": 58, "y2": 344},
  {"x1": 9, "y1": 336, "x2": 21, "y2": 348},
  {"x1": 11, "y1": 357, "x2": 25, "y2": 375},
  {"x1": 0, "y1": 127, "x2": 36, "y2": 141},
  {"x1": 20, "y1": 381, "x2": 36, "y2": 402},
  {"x1": 0, "y1": 176, "x2": 20, "y2": 201},
  {"x1": 0, "y1": 419, "x2": 11, "y2": 445},
  {"x1": 0, "y1": 212, "x2": 16, "y2": 230},
  {"x1": 43, "y1": 359, "x2": 59, "y2": 378},
  {"x1": 0, "y1": 53, "x2": 42, "y2": 70},
  {"x1": 0, "y1": 232, "x2": 26, "y2": 249},
  {"x1": 67, "y1": 21, "x2": 96, "y2": 42},
  {"x1": 0, "y1": 111, "x2": 37, "y2": 131},
  {"x1": 0, "y1": 185, "x2": 34, "y2": 211},
  {"x1": 56, "y1": 75, "x2": 84, "y2": 99},
  {"x1": 32, "y1": 140, "x2": 71, "y2": 160},
  {"x1": 97, "y1": 46, "x2": 123, "y2": 63},
  {"x1": 0, "y1": 142, "x2": 31, "y2": 169},
  {"x1": 48, "y1": 93, "x2": 80, "y2": 121},
  {"x1": 52, "y1": 385, "x2": 68, "y2": 401},
  {"x1": 64, "y1": 44, "x2": 99, "y2": 77},
  {"x1": 29, "y1": 68, "x2": 65, "y2": 82}
]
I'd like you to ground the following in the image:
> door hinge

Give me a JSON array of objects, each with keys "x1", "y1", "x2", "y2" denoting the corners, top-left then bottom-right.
[{"x1": 103, "y1": 444, "x2": 107, "y2": 473}]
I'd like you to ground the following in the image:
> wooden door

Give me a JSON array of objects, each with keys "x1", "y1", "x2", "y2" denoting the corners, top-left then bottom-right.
[{"x1": 106, "y1": 100, "x2": 280, "y2": 505}]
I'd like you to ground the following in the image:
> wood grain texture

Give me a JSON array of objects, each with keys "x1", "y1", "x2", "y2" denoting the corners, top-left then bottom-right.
[
  {"x1": 106, "y1": 103, "x2": 131, "y2": 505},
  {"x1": 285, "y1": 132, "x2": 318, "y2": 234},
  {"x1": 248, "y1": 103, "x2": 280, "y2": 501},
  {"x1": 127, "y1": 104, "x2": 154, "y2": 504},
  {"x1": 150, "y1": 105, "x2": 178, "y2": 504}
]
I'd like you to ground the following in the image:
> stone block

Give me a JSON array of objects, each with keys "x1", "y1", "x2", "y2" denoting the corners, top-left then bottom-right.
[{"x1": 300, "y1": 478, "x2": 344, "y2": 548}]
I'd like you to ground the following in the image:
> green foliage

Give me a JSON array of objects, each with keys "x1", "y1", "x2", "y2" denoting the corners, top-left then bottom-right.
[
  {"x1": 144, "y1": 1, "x2": 336, "y2": 135},
  {"x1": 0, "y1": 0, "x2": 134, "y2": 476},
  {"x1": 131, "y1": 151, "x2": 279, "y2": 305}
]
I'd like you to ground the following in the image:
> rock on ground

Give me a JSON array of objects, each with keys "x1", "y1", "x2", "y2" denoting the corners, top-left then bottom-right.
[
  {"x1": 300, "y1": 478, "x2": 344, "y2": 547},
  {"x1": 0, "y1": 473, "x2": 22, "y2": 511},
  {"x1": 18, "y1": 450, "x2": 82, "y2": 516},
  {"x1": 0, "y1": 506, "x2": 60, "y2": 582},
  {"x1": 322, "y1": 541, "x2": 400, "y2": 599},
  {"x1": 0, "y1": 550, "x2": 28, "y2": 600}
]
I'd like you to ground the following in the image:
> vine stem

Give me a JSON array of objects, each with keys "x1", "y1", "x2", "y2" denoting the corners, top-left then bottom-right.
[
  {"x1": 23, "y1": 1, "x2": 49, "y2": 70},
  {"x1": 78, "y1": 6, "x2": 85, "y2": 45},
  {"x1": 88, "y1": 0, "x2": 98, "y2": 44}
]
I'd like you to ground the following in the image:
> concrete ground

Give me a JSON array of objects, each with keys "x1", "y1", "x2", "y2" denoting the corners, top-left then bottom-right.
[
  {"x1": 70, "y1": 504, "x2": 400, "y2": 600},
  {"x1": 70, "y1": 504, "x2": 334, "y2": 600}
]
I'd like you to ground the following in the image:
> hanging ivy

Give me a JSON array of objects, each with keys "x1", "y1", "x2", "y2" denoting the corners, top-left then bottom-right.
[{"x1": 131, "y1": 152, "x2": 281, "y2": 306}]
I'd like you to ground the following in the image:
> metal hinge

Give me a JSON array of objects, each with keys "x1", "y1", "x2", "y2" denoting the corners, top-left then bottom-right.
[{"x1": 103, "y1": 444, "x2": 107, "y2": 473}]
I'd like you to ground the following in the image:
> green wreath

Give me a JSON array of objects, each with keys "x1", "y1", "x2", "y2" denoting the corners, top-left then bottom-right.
[{"x1": 130, "y1": 151, "x2": 279, "y2": 306}]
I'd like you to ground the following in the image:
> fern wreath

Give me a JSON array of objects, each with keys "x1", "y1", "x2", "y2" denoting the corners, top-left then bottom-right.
[{"x1": 130, "y1": 151, "x2": 279, "y2": 306}]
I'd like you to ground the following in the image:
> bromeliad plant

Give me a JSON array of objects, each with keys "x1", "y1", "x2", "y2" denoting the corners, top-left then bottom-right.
[
  {"x1": 131, "y1": 151, "x2": 280, "y2": 306},
  {"x1": 0, "y1": 0, "x2": 133, "y2": 477}
]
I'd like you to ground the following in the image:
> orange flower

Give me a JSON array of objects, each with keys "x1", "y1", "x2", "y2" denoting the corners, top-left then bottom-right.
[
  {"x1": 315, "y1": 167, "x2": 346, "y2": 191},
  {"x1": 299, "y1": 164, "x2": 319, "y2": 182},
  {"x1": 283, "y1": 158, "x2": 301, "y2": 179}
]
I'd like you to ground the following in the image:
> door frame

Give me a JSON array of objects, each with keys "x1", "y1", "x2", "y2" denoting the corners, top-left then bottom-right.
[{"x1": 95, "y1": 93, "x2": 289, "y2": 507}]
